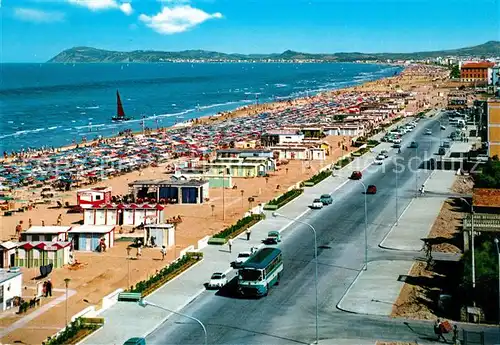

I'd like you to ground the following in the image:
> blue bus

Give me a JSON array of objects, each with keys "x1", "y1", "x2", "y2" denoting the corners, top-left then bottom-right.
[{"x1": 237, "y1": 247, "x2": 283, "y2": 297}]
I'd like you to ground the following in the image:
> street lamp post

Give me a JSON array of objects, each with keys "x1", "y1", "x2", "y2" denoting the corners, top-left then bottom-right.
[
  {"x1": 494, "y1": 238, "x2": 500, "y2": 325},
  {"x1": 138, "y1": 299, "x2": 208, "y2": 345},
  {"x1": 272, "y1": 212, "x2": 319, "y2": 344},
  {"x1": 219, "y1": 170, "x2": 226, "y2": 221},
  {"x1": 395, "y1": 156, "x2": 400, "y2": 225},
  {"x1": 126, "y1": 246, "x2": 132, "y2": 290},
  {"x1": 64, "y1": 278, "x2": 71, "y2": 326},
  {"x1": 356, "y1": 181, "x2": 368, "y2": 271}
]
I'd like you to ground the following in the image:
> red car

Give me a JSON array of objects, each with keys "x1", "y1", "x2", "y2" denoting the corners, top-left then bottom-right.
[
  {"x1": 366, "y1": 185, "x2": 377, "y2": 194},
  {"x1": 350, "y1": 171, "x2": 362, "y2": 180}
]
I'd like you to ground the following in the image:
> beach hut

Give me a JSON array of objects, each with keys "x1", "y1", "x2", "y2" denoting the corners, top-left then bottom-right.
[
  {"x1": 21, "y1": 226, "x2": 71, "y2": 242},
  {"x1": 77, "y1": 187, "x2": 112, "y2": 208},
  {"x1": 15, "y1": 241, "x2": 72, "y2": 268},
  {"x1": 144, "y1": 224, "x2": 175, "y2": 248},
  {"x1": 68, "y1": 225, "x2": 115, "y2": 251},
  {"x1": 129, "y1": 179, "x2": 209, "y2": 205},
  {"x1": 0, "y1": 269, "x2": 23, "y2": 311},
  {"x1": 0, "y1": 241, "x2": 18, "y2": 268},
  {"x1": 83, "y1": 203, "x2": 165, "y2": 226}
]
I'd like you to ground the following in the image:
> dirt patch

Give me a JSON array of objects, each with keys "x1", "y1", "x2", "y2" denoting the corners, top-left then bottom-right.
[
  {"x1": 427, "y1": 198, "x2": 464, "y2": 253},
  {"x1": 451, "y1": 176, "x2": 474, "y2": 195}
]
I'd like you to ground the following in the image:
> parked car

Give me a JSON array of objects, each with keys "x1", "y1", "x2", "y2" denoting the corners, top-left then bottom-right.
[
  {"x1": 443, "y1": 141, "x2": 450, "y2": 148},
  {"x1": 425, "y1": 129, "x2": 432, "y2": 135},
  {"x1": 264, "y1": 231, "x2": 281, "y2": 244},
  {"x1": 476, "y1": 154, "x2": 489, "y2": 162},
  {"x1": 376, "y1": 154, "x2": 386, "y2": 160},
  {"x1": 380, "y1": 150, "x2": 389, "y2": 158},
  {"x1": 207, "y1": 272, "x2": 227, "y2": 289},
  {"x1": 366, "y1": 185, "x2": 377, "y2": 194},
  {"x1": 440, "y1": 125, "x2": 446, "y2": 130},
  {"x1": 310, "y1": 199, "x2": 323, "y2": 209},
  {"x1": 123, "y1": 338, "x2": 146, "y2": 345},
  {"x1": 374, "y1": 157, "x2": 384, "y2": 165},
  {"x1": 350, "y1": 171, "x2": 362, "y2": 180},
  {"x1": 393, "y1": 143, "x2": 402, "y2": 148},
  {"x1": 234, "y1": 251, "x2": 252, "y2": 267},
  {"x1": 409, "y1": 141, "x2": 419, "y2": 148},
  {"x1": 438, "y1": 147, "x2": 446, "y2": 155},
  {"x1": 319, "y1": 194, "x2": 333, "y2": 205},
  {"x1": 392, "y1": 138, "x2": 402, "y2": 144}
]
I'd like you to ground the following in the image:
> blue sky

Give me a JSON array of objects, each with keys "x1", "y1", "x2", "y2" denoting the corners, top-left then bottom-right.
[{"x1": 2, "y1": 0, "x2": 499, "y2": 62}]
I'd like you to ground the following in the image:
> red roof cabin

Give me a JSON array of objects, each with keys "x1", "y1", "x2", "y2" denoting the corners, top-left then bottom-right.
[{"x1": 77, "y1": 187, "x2": 112, "y2": 208}]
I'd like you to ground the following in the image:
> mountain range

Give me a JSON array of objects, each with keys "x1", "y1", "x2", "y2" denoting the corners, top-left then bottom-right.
[{"x1": 48, "y1": 41, "x2": 500, "y2": 63}]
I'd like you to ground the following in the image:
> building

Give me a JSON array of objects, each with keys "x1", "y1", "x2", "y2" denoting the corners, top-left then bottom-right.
[
  {"x1": 173, "y1": 167, "x2": 233, "y2": 189},
  {"x1": 144, "y1": 224, "x2": 175, "y2": 248},
  {"x1": 15, "y1": 241, "x2": 72, "y2": 268},
  {"x1": 21, "y1": 226, "x2": 71, "y2": 242},
  {"x1": 0, "y1": 269, "x2": 23, "y2": 311},
  {"x1": 261, "y1": 130, "x2": 304, "y2": 147},
  {"x1": 129, "y1": 179, "x2": 209, "y2": 204},
  {"x1": 83, "y1": 203, "x2": 165, "y2": 226},
  {"x1": 77, "y1": 187, "x2": 112, "y2": 208},
  {"x1": 0, "y1": 242, "x2": 18, "y2": 268},
  {"x1": 487, "y1": 98, "x2": 500, "y2": 158},
  {"x1": 206, "y1": 149, "x2": 276, "y2": 179},
  {"x1": 68, "y1": 225, "x2": 116, "y2": 251},
  {"x1": 460, "y1": 61, "x2": 495, "y2": 83}
]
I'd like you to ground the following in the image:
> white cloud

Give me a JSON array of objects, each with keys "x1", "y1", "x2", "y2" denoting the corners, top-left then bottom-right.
[
  {"x1": 139, "y1": 5, "x2": 222, "y2": 34},
  {"x1": 66, "y1": 0, "x2": 133, "y2": 15},
  {"x1": 13, "y1": 7, "x2": 65, "y2": 22}
]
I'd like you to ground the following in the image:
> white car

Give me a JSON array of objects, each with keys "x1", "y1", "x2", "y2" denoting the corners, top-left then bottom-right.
[
  {"x1": 208, "y1": 272, "x2": 227, "y2": 289},
  {"x1": 425, "y1": 129, "x2": 432, "y2": 135},
  {"x1": 392, "y1": 138, "x2": 402, "y2": 144},
  {"x1": 374, "y1": 157, "x2": 384, "y2": 165},
  {"x1": 376, "y1": 154, "x2": 386, "y2": 160},
  {"x1": 311, "y1": 199, "x2": 323, "y2": 209},
  {"x1": 234, "y1": 251, "x2": 252, "y2": 266},
  {"x1": 440, "y1": 125, "x2": 446, "y2": 130}
]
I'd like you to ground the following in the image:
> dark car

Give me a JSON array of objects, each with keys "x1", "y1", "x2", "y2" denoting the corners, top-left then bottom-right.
[
  {"x1": 438, "y1": 147, "x2": 446, "y2": 155},
  {"x1": 319, "y1": 194, "x2": 333, "y2": 205},
  {"x1": 350, "y1": 171, "x2": 362, "y2": 180},
  {"x1": 409, "y1": 141, "x2": 419, "y2": 148},
  {"x1": 124, "y1": 338, "x2": 146, "y2": 345},
  {"x1": 366, "y1": 185, "x2": 377, "y2": 194},
  {"x1": 393, "y1": 143, "x2": 402, "y2": 148}
]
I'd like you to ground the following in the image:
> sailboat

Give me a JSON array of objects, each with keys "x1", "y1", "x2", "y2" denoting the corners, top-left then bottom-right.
[{"x1": 111, "y1": 90, "x2": 131, "y2": 122}]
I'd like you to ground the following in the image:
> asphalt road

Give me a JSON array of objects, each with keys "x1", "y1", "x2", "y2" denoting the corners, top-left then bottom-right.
[{"x1": 146, "y1": 114, "x2": 500, "y2": 345}]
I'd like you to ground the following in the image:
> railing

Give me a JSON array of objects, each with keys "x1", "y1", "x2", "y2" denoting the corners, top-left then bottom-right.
[{"x1": 463, "y1": 213, "x2": 500, "y2": 231}]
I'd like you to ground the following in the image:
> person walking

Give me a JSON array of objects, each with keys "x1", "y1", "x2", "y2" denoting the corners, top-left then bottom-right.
[
  {"x1": 452, "y1": 324, "x2": 460, "y2": 345},
  {"x1": 161, "y1": 246, "x2": 166, "y2": 261},
  {"x1": 46, "y1": 279, "x2": 52, "y2": 297},
  {"x1": 434, "y1": 319, "x2": 447, "y2": 342},
  {"x1": 137, "y1": 246, "x2": 142, "y2": 259},
  {"x1": 228, "y1": 239, "x2": 233, "y2": 253},
  {"x1": 246, "y1": 228, "x2": 251, "y2": 241}
]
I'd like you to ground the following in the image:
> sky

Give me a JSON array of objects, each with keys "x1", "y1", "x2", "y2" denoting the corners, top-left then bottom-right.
[{"x1": 1, "y1": 0, "x2": 499, "y2": 62}]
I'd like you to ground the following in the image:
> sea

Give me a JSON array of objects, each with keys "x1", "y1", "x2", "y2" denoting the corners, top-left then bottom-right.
[{"x1": 0, "y1": 62, "x2": 403, "y2": 152}]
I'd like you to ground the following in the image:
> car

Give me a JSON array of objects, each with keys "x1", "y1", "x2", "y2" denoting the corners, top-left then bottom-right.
[
  {"x1": 392, "y1": 138, "x2": 402, "y2": 144},
  {"x1": 123, "y1": 338, "x2": 146, "y2": 345},
  {"x1": 409, "y1": 141, "x2": 419, "y2": 148},
  {"x1": 350, "y1": 171, "x2": 362, "y2": 180},
  {"x1": 207, "y1": 272, "x2": 227, "y2": 289},
  {"x1": 320, "y1": 194, "x2": 333, "y2": 205},
  {"x1": 443, "y1": 141, "x2": 450, "y2": 148},
  {"x1": 425, "y1": 129, "x2": 432, "y2": 135},
  {"x1": 310, "y1": 199, "x2": 323, "y2": 209},
  {"x1": 264, "y1": 231, "x2": 281, "y2": 244},
  {"x1": 380, "y1": 150, "x2": 389, "y2": 158},
  {"x1": 438, "y1": 147, "x2": 446, "y2": 155},
  {"x1": 376, "y1": 154, "x2": 386, "y2": 160},
  {"x1": 440, "y1": 125, "x2": 446, "y2": 130},
  {"x1": 234, "y1": 251, "x2": 252, "y2": 267},
  {"x1": 476, "y1": 154, "x2": 489, "y2": 162},
  {"x1": 374, "y1": 157, "x2": 384, "y2": 165},
  {"x1": 366, "y1": 185, "x2": 377, "y2": 194},
  {"x1": 393, "y1": 143, "x2": 402, "y2": 148}
]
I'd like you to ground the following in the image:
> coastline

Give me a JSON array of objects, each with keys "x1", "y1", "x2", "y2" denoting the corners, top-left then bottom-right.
[{"x1": 1, "y1": 62, "x2": 404, "y2": 159}]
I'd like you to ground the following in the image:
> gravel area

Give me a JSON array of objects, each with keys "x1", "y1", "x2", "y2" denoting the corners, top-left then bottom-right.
[{"x1": 427, "y1": 198, "x2": 464, "y2": 253}]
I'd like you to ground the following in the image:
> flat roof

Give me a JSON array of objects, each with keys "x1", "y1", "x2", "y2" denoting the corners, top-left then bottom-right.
[
  {"x1": 0, "y1": 270, "x2": 22, "y2": 285},
  {"x1": 144, "y1": 224, "x2": 174, "y2": 229},
  {"x1": 70, "y1": 225, "x2": 115, "y2": 233},
  {"x1": 129, "y1": 179, "x2": 208, "y2": 187},
  {"x1": 0, "y1": 241, "x2": 18, "y2": 250},
  {"x1": 25, "y1": 226, "x2": 72, "y2": 234},
  {"x1": 242, "y1": 247, "x2": 281, "y2": 270}
]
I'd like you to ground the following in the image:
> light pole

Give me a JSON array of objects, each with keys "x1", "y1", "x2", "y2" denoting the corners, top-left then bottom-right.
[
  {"x1": 494, "y1": 238, "x2": 500, "y2": 326},
  {"x1": 415, "y1": 145, "x2": 419, "y2": 197},
  {"x1": 461, "y1": 198, "x2": 476, "y2": 302},
  {"x1": 356, "y1": 181, "x2": 368, "y2": 271},
  {"x1": 395, "y1": 156, "x2": 400, "y2": 225},
  {"x1": 126, "y1": 246, "x2": 132, "y2": 290},
  {"x1": 272, "y1": 212, "x2": 319, "y2": 344},
  {"x1": 64, "y1": 278, "x2": 71, "y2": 326},
  {"x1": 138, "y1": 299, "x2": 208, "y2": 345},
  {"x1": 219, "y1": 169, "x2": 226, "y2": 221}
]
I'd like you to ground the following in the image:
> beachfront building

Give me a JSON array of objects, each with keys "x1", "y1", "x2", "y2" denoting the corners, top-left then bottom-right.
[
  {"x1": 129, "y1": 179, "x2": 209, "y2": 205},
  {"x1": 83, "y1": 203, "x2": 165, "y2": 226},
  {"x1": 68, "y1": 225, "x2": 115, "y2": 252},
  {"x1": 487, "y1": 98, "x2": 500, "y2": 158},
  {"x1": 261, "y1": 130, "x2": 305, "y2": 147},
  {"x1": 15, "y1": 242, "x2": 72, "y2": 268},
  {"x1": 0, "y1": 269, "x2": 22, "y2": 311},
  {"x1": 460, "y1": 61, "x2": 495, "y2": 83},
  {"x1": 234, "y1": 140, "x2": 258, "y2": 149},
  {"x1": 447, "y1": 91, "x2": 468, "y2": 109},
  {"x1": 144, "y1": 224, "x2": 175, "y2": 248},
  {"x1": 0, "y1": 242, "x2": 18, "y2": 268},
  {"x1": 21, "y1": 226, "x2": 71, "y2": 242},
  {"x1": 77, "y1": 187, "x2": 112, "y2": 208},
  {"x1": 324, "y1": 125, "x2": 365, "y2": 137},
  {"x1": 206, "y1": 157, "x2": 275, "y2": 178},
  {"x1": 173, "y1": 167, "x2": 233, "y2": 189}
]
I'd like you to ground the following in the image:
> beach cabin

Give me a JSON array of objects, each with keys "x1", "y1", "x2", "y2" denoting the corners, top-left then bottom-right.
[
  {"x1": 129, "y1": 179, "x2": 209, "y2": 205},
  {"x1": 0, "y1": 242, "x2": 18, "y2": 268},
  {"x1": 69, "y1": 225, "x2": 115, "y2": 251},
  {"x1": 77, "y1": 187, "x2": 112, "y2": 208},
  {"x1": 270, "y1": 146, "x2": 309, "y2": 160},
  {"x1": 144, "y1": 224, "x2": 175, "y2": 248},
  {"x1": 15, "y1": 241, "x2": 72, "y2": 268},
  {"x1": 83, "y1": 203, "x2": 165, "y2": 226},
  {"x1": 21, "y1": 226, "x2": 71, "y2": 242},
  {"x1": 0, "y1": 269, "x2": 23, "y2": 311},
  {"x1": 261, "y1": 130, "x2": 304, "y2": 147}
]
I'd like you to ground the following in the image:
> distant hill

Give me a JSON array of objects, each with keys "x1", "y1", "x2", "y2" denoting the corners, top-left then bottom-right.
[{"x1": 48, "y1": 41, "x2": 500, "y2": 63}]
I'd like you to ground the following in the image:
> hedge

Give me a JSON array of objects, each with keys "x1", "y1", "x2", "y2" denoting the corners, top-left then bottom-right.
[
  {"x1": 211, "y1": 214, "x2": 264, "y2": 240},
  {"x1": 43, "y1": 317, "x2": 102, "y2": 345},
  {"x1": 304, "y1": 170, "x2": 332, "y2": 186},
  {"x1": 263, "y1": 189, "x2": 303, "y2": 210},
  {"x1": 129, "y1": 252, "x2": 203, "y2": 296}
]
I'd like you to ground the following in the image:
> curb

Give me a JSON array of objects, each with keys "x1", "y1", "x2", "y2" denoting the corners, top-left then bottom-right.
[
  {"x1": 378, "y1": 197, "x2": 415, "y2": 251},
  {"x1": 336, "y1": 264, "x2": 366, "y2": 314}
]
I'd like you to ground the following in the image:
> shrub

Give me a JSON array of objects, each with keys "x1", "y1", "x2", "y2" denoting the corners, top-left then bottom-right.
[
  {"x1": 212, "y1": 214, "x2": 264, "y2": 239},
  {"x1": 266, "y1": 189, "x2": 303, "y2": 207},
  {"x1": 43, "y1": 318, "x2": 101, "y2": 345},
  {"x1": 305, "y1": 170, "x2": 332, "y2": 186}
]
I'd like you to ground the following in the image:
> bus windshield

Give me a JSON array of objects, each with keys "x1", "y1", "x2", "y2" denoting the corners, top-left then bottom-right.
[{"x1": 239, "y1": 269, "x2": 262, "y2": 281}]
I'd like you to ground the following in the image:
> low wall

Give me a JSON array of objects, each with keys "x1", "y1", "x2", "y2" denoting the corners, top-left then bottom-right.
[
  {"x1": 71, "y1": 306, "x2": 96, "y2": 321},
  {"x1": 197, "y1": 236, "x2": 210, "y2": 250},
  {"x1": 98, "y1": 288, "x2": 124, "y2": 314},
  {"x1": 179, "y1": 245, "x2": 195, "y2": 257}
]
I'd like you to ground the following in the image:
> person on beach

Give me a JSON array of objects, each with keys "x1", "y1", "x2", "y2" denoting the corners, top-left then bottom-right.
[
  {"x1": 137, "y1": 246, "x2": 142, "y2": 258},
  {"x1": 57, "y1": 214, "x2": 62, "y2": 226},
  {"x1": 15, "y1": 221, "x2": 23, "y2": 239}
]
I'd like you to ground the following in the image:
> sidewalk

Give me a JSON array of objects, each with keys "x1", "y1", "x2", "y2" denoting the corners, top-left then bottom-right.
[{"x1": 337, "y1": 169, "x2": 458, "y2": 316}]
